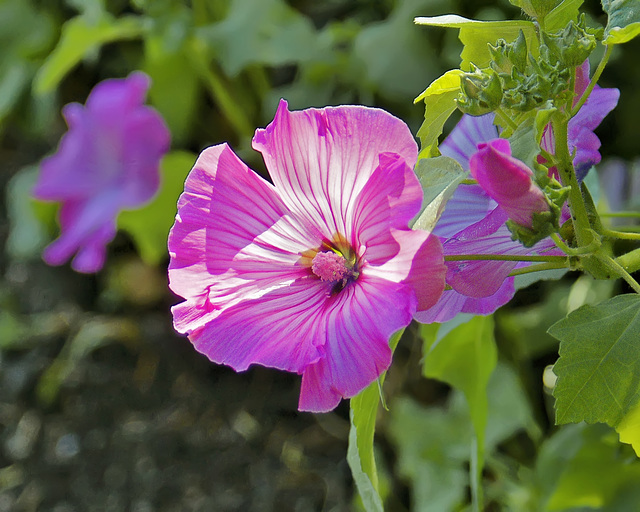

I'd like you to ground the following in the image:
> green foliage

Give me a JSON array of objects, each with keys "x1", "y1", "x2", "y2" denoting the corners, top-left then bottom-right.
[
  {"x1": 414, "y1": 69, "x2": 463, "y2": 155},
  {"x1": 411, "y1": 156, "x2": 467, "y2": 232},
  {"x1": 33, "y1": 13, "x2": 146, "y2": 95},
  {"x1": 119, "y1": 151, "x2": 196, "y2": 266},
  {"x1": 602, "y1": 0, "x2": 640, "y2": 44},
  {"x1": 415, "y1": 15, "x2": 538, "y2": 71},
  {"x1": 550, "y1": 295, "x2": 640, "y2": 431}
]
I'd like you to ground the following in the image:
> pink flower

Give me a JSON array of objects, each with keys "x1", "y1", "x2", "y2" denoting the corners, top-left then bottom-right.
[
  {"x1": 168, "y1": 100, "x2": 446, "y2": 412},
  {"x1": 33, "y1": 72, "x2": 170, "y2": 273},
  {"x1": 470, "y1": 138, "x2": 550, "y2": 228}
]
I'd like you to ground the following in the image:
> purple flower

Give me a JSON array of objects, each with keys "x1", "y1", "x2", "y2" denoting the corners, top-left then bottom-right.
[
  {"x1": 168, "y1": 100, "x2": 446, "y2": 412},
  {"x1": 33, "y1": 72, "x2": 171, "y2": 273},
  {"x1": 470, "y1": 138, "x2": 550, "y2": 228}
]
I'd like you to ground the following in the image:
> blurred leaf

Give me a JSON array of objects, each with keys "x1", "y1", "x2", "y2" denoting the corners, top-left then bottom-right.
[
  {"x1": 422, "y1": 315, "x2": 497, "y2": 506},
  {"x1": 388, "y1": 362, "x2": 537, "y2": 511},
  {"x1": 535, "y1": 423, "x2": 640, "y2": 510},
  {"x1": 198, "y1": 0, "x2": 317, "y2": 77},
  {"x1": 0, "y1": 311, "x2": 28, "y2": 350},
  {"x1": 411, "y1": 156, "x2": 466, "y2": 232},
  {"x1": 119, "y1": 151, "x2": 196, "y2": 266},
  {"x1": 144, "y1": 35, "x2": 200, "y2": 144},
  {"x1": 414, "y1": 15, "x2": 537, "y2": 70},
  {"x1": 550, "y1": 294, "x2": 640, "y2": 427},
  {"x1": 33, "y1": 13, "x2": 146, "y2": 95},
  {"x1": 414, "y1": 69, "x2": 463, "y2": 155},
  {"x1": 348, "y1": 329, "x2": 403, "y2": 511},
  {"x1": 616, "y1": 398, "x2": 640, "y2": 456},
  {"x1": 6, "y1": 166, "x2": 55, "y2": 260},
  {"x1": 353, "y1": 0, "x2": 445, "y2": 101},
  {"x1": 37, "y1": 317, "x2": 139, "y2": 405},
  {"x1": 602, "y1": 0, "x2": 640, "y2": 44}
]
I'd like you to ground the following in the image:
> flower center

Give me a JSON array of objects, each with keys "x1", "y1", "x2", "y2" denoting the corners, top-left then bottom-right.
[{"x1": 311, "y1": 251, "x2": 352, "y2": 282}]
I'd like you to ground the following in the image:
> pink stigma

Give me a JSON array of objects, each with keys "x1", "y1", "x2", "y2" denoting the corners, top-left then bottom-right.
[{"x1": 311, "y1": 251, "x2": 350, "y2": 282}]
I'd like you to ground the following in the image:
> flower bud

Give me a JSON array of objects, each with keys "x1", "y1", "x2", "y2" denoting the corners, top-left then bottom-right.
[{"x1": 470, "y1": 138, "x2": 550, "y2": 229}]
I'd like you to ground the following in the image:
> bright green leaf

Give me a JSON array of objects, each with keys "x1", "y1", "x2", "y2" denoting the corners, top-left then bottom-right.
[
  {"x1": 119, "y1": 151, "x2": 196, "y2": 266},
  {"x1": 616, "y1": 398, "x2": 640, "y2": 456},
  {"x1": 348, "y1": 330, "x2": 403, "y2": 511},
  {"x1": 33, "y1": 13, "x2": 145, "y2": 95},
  {"x1": 550, "y1": 294, "x2": 640, "y2": 427},
  {"x1": 414, "y1": 15, "x2": 537, "y2": 70},
  {"x1": 411, "y1": 156, "x2": 466, "y2": 232},
  {"x1": 545, "y1": 0, "x2": 584, "y2": 33},
  {"x1": 602, "y1": 0, "x2": 640, "y2": 44},
  {"x1": 414, "y1": 69, "x2": 463, "y2": 155}
]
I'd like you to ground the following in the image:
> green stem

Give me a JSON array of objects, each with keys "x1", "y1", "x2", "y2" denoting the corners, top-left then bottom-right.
[
  {"x1": 570, "y1": 44, "x2": 613, "y2": 117},
  {"x1": 551, "y1": 232, "x2": 601, "y2": 255},
  {"x1": 600, "y1": 212, "x2": 640, "y2": 219},
  {"x1": 508, "y1": 261, "x2": 572, "y2": 277},
  {"x1": 602, "y1": 228, "x2": 640, "y2": 241},
  {"x1": 494, "y1": 107, "x2": 519, "y2": 133},
  {"x1": 470, "y1": 437, "x2": 483, "y2": 512},
  {"x1": 595, "y1": 254, "x2": 640, "y2": 294},
  {"x1": 616, "y1": 247, "x2": 640, "y2": 275},
  {"x1": 445, "y1": 254, "x2": 569, "y2": 263},
  {"x1": 552, "y1": 116, "x2": 592, "y2": 246},
  {"x1": 461, "y1": 179, "x2": 478, "y2": 185}
]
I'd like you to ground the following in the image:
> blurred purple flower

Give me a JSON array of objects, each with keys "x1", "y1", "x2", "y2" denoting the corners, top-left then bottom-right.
[
  {"x1": 33, "y1": 72, "x2": 170, "y2": 273},
  {"x1": 470, "y1": 138, "x2": 550, "y2": 228},
  {"x1": 168, "y1": 100, "x2": 446, "y2": 412}
]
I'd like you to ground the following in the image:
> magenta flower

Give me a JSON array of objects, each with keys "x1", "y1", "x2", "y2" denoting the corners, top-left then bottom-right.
[
  {"x1": 33, "y1": 72, "x2": 170, "y2": 273},
  {"x1": 168, "y1": 100, "x2": 446, "y2": 412},
  {"x1": 470, "y1": 138, "x2": 550, "y2": 228}
]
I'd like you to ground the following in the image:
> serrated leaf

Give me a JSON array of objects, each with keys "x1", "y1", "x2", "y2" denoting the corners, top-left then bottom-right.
[
  {"x1": 119, "y1": 151, "x2": 195, "y2": 265},
  {"x1": 414, "y1": 15, "x2": 537, "y2": 70},
  {"x1": 348, "y1": 330, "x2": 403, "y2": 511},
  {"x1": 549, "y1": 294, "x2": 640, "y2": 427},
  {"x1": 33, "y1": 13, "x2": 145, "y2": 95},
  {"x1": 414, "y1": 69, "x2": 462, "y2": 155},
  {"x1": 411, "y1": 156, "x2": 466, "y2": 231},
  {"x1": 602, "y1": 0, "x2": 640, "y2": 44}
]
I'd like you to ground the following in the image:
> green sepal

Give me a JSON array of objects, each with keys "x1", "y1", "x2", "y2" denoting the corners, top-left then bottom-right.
[
  {"x1": 457, "y1": 66, "x2": 503, "y2": 116},
  {"x1": 542, "y1": 16, "x2": 597, "y2": 67}
]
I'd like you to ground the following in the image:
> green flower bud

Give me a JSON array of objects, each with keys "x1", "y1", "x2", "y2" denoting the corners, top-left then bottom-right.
[
  {"x1": 457, "y1": 66, "x2": 503, "y2": 115},
  {"x1": 542, "y1": 16, "x2": 596, "y2": 68}
]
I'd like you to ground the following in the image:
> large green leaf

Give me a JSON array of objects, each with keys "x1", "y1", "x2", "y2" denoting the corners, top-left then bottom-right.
[
  {"x1": 414, "y1": 69, "x2": 463, "y2": 155},
  {"x1": 347, "y1": 330, "x2": 403, "y2": 512},
  {"x1": 545, "y1": 0, "x2": 584, "y2": 32},
  {"x1": 414, "y1": 15, "x2": 537, "y2": 70},
  {"x1": 33, "y1": 13, "x2": 145, "y2": 95},
  {"x1": 602, "y1": 0, "x2": 640, "y2": 44},
  {"x1": 549, "y1": 294, "x2": 640, "y2": 429},
  {"x1": 411, "y1": 156, "x2": 466, "y2": 232},
  {"x1": 118, "y1": 151, "x2": 196, "y2": 266}
]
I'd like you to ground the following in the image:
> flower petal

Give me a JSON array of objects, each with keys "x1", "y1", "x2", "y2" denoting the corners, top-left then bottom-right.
[
  {"x1": 299, "y1": 275, "x2": 416, "y2": 412},
  {"x1": 169, "y1": 144, "x2": 321, "y2": 334},
  {"x1": 252, "y1": 99, "x2": 418, "y2": 239},
  {"x1": 439, "y1": 113, "x2": 499, "y2": 168},
  {"x1": 432, "y1": 183, "x2": 497, "y2": 239}
]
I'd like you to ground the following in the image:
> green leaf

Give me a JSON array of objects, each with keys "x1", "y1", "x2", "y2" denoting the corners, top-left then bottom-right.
[
  {"x1": 617, "y1": 398, "x2": 640, "y2": 456},
  {"x1": 545, "y1": 0, "x2": 584, "y2": 33},
  {"x1": 602, "y1": 0, "x2": 640, "y2": 44},
  {"x1": 119, "y1": 151, "x2": 196, "y2": 266},
  {"x1": 348, "y1": 330, "x2": 403, "y2": 511},
  {"x1": 549, "y1": 294, "x2": 640, "y2": 427},
  {"x1": 422, "y1": 315, "x2": 497, "y2": 508},
  {"x1": 144, "y1": 37, "x2": 200, "y2": 145},
  {"x1": 414, "y1": 15, "x2": 537, "y2": 70},
  {"x1": 414, "y1": 69, "x2": 463, "y2": 155},
  {"x1": 535, "y1": 423, "x2": 640, "y2": 510},
  {"x1": 33, "y1": 13, "x2": 145, "y2": 95},
  {"x1": 198, "y1": 0, "x2": 317, "y2": 77},
  {"x1": 411, "y1": 156, "x2": 466, "y2": 232}
]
